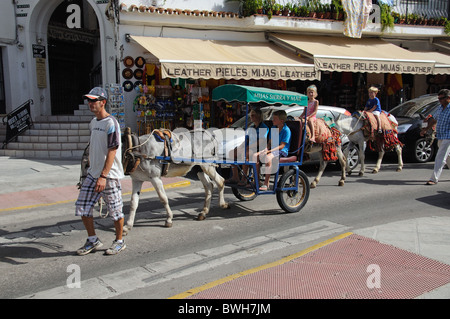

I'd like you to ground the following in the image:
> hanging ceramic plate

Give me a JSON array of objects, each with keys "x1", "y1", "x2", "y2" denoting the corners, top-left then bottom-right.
[
  {"x1": 134, "y1": 69, "x2": 143, "y2": 80},
  {"x1": 122, "y1": 68, "x2": 133, "y2": 79},
  {"x1": 123, "y1": 80, "x2": 134, "y2": 92},
  {"x1": 123, "y1": 56, "x2": 134, "y2": 68},
  {"x1": 135, "y1": 56, "x2": 146, "y2": 68}
]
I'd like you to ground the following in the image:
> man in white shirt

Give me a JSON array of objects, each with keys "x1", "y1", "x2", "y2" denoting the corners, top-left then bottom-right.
[{"x1": 75, "y1": 87, "x2": 126, "y2": 255}]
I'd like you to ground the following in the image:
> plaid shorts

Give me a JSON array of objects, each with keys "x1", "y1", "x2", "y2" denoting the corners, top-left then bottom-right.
[{"x1": 75, "y1": 174, "x2": 124, "y2": 221}]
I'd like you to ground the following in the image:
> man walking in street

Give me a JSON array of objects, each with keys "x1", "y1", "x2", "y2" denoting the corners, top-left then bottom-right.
[
  {"x1": 75, "y1": 87, "x2": 126, "y2": 255},
  {"x1": 422, "y1": 89, "x2": 450, "y2": 185}
]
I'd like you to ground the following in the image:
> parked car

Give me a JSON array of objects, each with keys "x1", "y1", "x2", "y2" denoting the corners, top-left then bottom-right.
[
  {"x1": 389, "y1": 94, "x2": 440, "y2": 163},
  {"x1": 216, "y1": 104, "x2": 360, "y2": 170}
]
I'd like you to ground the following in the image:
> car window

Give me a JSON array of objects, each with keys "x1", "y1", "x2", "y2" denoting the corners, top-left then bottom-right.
[
  {"x1": 390, "y1": 98, "x2": 439, "y2": 118},
  {"x1": 287, "y1": 110, "x2": 304, "y2": 118},
  {"x1": 420, "y1": 101, "x2": 440, "y2": 117}
]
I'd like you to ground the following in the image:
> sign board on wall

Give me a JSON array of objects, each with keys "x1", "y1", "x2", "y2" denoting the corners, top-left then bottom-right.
[
  {"x1": 32, "y1": 45, "x2": 47, "y2": 88},
  {"x1": 3, "y1": 100, "x2": 33, "y2": 148}
]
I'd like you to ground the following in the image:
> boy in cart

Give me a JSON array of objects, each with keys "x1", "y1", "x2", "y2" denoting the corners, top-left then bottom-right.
[{"x1": 252, "y1": 110, "x2": 291, "y2": 191}]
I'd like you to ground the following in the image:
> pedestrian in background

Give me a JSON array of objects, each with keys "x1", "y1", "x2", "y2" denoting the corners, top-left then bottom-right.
[
  {"x1": 75, "y1": 87, "x2": 126, "y2": 255},
  {"x1": 422, "y1": 89, "x2": 450, "y2": 185}
]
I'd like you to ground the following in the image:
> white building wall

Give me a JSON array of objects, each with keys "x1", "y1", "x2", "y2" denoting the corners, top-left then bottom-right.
[
  {"x1": 1, "y1": 0, "x2": 446, "y2": 122},
  {"x1": 1, "y1": 0, "x2": 117, "y2": 118}
]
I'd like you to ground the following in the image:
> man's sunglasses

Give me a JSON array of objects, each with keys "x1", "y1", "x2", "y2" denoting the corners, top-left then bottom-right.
[
  {"x1": 438, "y1": 96, "x2": 449, "y2": 101},
  {"x1": 86, "y1": 98, "x2": 104, "y2": 102}
]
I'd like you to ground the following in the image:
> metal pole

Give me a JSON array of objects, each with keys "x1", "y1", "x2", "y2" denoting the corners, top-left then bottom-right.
[
  {"x1": 448, "y1": 0, "x2": 450, "y2": 20},
  {"x1": 405, "y1": 0, "x2": 408, "y2": 24}
]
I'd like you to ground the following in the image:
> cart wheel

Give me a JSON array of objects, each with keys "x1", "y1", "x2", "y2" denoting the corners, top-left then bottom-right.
[
  {"x1": 231, "y1": 165, "x2": 257, "y2": 201},
  {"x1": 232, "y1": 186, "x2": 257, "y2": 201},
  {"x1": 276, "y1": 168, "x2": 310, "y2": 213}
]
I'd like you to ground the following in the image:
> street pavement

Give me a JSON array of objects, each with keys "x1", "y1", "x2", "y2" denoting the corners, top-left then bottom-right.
[{"x1": 0, "y1": 155, "x2": 449, "y2": 299}]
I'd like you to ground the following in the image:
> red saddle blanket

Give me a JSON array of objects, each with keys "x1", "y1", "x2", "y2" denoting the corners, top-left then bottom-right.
[
  {"x1": 305, "y1": 118, "x2": 341, "y2": 161},
  {"x1": 360, "y1": 111, "x2": 402, "y2": 151}
]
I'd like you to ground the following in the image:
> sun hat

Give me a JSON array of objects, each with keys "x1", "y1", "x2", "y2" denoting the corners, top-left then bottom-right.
[{"x1": 83, "y1": 87, "x2": 108, "y2": 100}]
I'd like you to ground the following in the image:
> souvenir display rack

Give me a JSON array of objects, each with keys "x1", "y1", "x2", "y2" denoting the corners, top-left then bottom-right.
[
  {"x1": 134, "y1": 83, "x2": 211, "y2": 135},
  {"x1": 106, "y1": 83, "x2": 125, "y2": 132}
]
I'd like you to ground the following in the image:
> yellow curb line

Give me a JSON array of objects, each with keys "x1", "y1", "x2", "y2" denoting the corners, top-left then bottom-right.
[
  {"x1": 169, "y1": 231, "x2": 354, "y2": 299},
  {"x1": 0, "y1": 180, "x2": 191, "y2": 212}
]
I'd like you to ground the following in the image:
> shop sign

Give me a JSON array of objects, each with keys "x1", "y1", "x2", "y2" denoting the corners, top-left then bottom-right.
[
  {"x1": 162, "y1": 63, "x2": 319, "y2": 81},
  {"x1": 315, "y1": 58, "x2": 434, "y2": 75},
  {"x1": 32, "y1": 44, "x2": 46, "y2": 58},
  {"x1": 3, "y1": 100, "x2": 33, "y2": 147}
]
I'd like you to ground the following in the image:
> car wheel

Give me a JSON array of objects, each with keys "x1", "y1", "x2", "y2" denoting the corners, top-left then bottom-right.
[
  {"x1": 343, "y1": 143, "x2": 360, "y2": 171},
  {"x1": 409, "y1": 137, "x2": 434, "y2": 163}
]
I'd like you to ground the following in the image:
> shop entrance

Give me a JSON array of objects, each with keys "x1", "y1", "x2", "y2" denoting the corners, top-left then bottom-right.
[{"x1": 47, "y1": 0, "x2": 100, "y2": 115}]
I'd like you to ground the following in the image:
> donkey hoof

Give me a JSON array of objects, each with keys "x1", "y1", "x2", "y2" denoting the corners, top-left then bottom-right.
[
  {"x1": 372, "y1": 170, "x2": 378, "y2": 174},
  {"x1": 396, "y1": 168, "x2": 402, "y2": 172},
  {"x1": 164, "y1": 221, "x2": 173, "y2": 228},
  {"x1": 197, "y1": 214, "x2": 206, "y2": 221},
  {"x1": 338, "y1": 181, "x2": 345, "y2": 187},
  {"x1": 123, "y1": 226, "x2": 131, "y2": 236},
  {"x1": 358, "y1": 172, "x2": 364, "y2": 177}
]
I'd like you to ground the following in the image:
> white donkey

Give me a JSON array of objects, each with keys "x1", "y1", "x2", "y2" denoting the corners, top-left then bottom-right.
[
  {"x1": 335, "y1": 113, "x2": 403, "y2": 176},
  {"x1": 123, "y1": 128, "x2": 229, "y2": 234}
]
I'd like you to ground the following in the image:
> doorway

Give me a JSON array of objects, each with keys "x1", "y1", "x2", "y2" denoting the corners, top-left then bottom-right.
[{"x1": 47, "y1": 0, "x2": 100, "y2": 115}]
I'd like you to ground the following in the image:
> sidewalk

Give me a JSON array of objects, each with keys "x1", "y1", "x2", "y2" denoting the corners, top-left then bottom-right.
[
  {"x1": 1, "y1": 156, "x2": 449, "y2": 299},
  {"x1": 173, "y1": 218, "x2": 450, "y2": 299},
  {"x1": 0, "y1": 156, "x2": 190, "y2": 211}
]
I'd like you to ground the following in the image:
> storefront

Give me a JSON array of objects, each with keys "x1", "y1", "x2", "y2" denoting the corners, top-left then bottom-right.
[
  {"x1": 267, "y1": 33, "x2": 438, "y2": 112},
  {"x1": 121, "y1": 35, "x2": 319, "y2": 133}
]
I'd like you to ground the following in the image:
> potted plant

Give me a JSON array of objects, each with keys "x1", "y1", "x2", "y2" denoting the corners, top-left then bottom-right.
[
  {"x1": 331, "y1": 0, "x2": 343, "y2": 20},
  {"x1": 239, "y1": 0, "x2": 258, "y2": 17},
  {"x1": 273, "y1": 3, "x2": 282, "y2": 16},
  {"x1": 323, "y1": 3, "x2": 331, "y2": 19},
  {"x1": 379, "y1": 3, "x2": 394, "y2": 31},
  {"x1": 256, "y1": 0, "x2": 264, "y2": 14},
  {"x1": 298, "y1": 5, "x2": 308, "y2": 17},
  {"x1": 307, "y1": 0, "x2": 320, "y2": 18},
  {"x1": 392, "y1": 11, "x2": 400, "y2": 24},
  {"x1": 282, "y1": 2, "x2": 291, "y2": 16},
  {"x1": 445, "y1": 19, "x2": 450, "y2": 35},
  {"x1": 263, "y1": 0, "x2": 275, "y2": 19}
]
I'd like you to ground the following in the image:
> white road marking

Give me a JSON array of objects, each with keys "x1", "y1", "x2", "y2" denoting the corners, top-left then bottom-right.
[{"x1": 20, "y1": 220, "x2": 349, "y2": 299}]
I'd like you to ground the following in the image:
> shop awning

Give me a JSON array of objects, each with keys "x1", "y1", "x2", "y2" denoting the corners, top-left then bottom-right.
[
  {"x1": 410, "y1": 50, "x2": 450, "y2": 75},
  {"x1": 268, "y1": 33, "x2": 435, "y2": 75},
  {"x1": 212, "y1": 84, "x2": 308, "y2": 106},
  {"x1": 130, "y1": 35, "x2": 319, "y2": 81}
]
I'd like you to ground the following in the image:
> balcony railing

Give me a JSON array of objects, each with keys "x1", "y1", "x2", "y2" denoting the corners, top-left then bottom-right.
[
  {"x1": 249, "y1": 0, "x2": 450, "y2": 22},
  {"x1": 392, "y1": 0, "x2": 449, "y2": 21}
]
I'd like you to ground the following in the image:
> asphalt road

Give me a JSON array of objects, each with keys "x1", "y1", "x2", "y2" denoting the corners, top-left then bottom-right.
[{"x1": 0, "y1": 153, "x2": 449, "y2": 299}]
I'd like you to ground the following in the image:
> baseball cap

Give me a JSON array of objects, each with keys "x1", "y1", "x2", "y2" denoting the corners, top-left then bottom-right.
[{"x1": 83, "y1": 87, "x2": 108, "y2": 100}]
